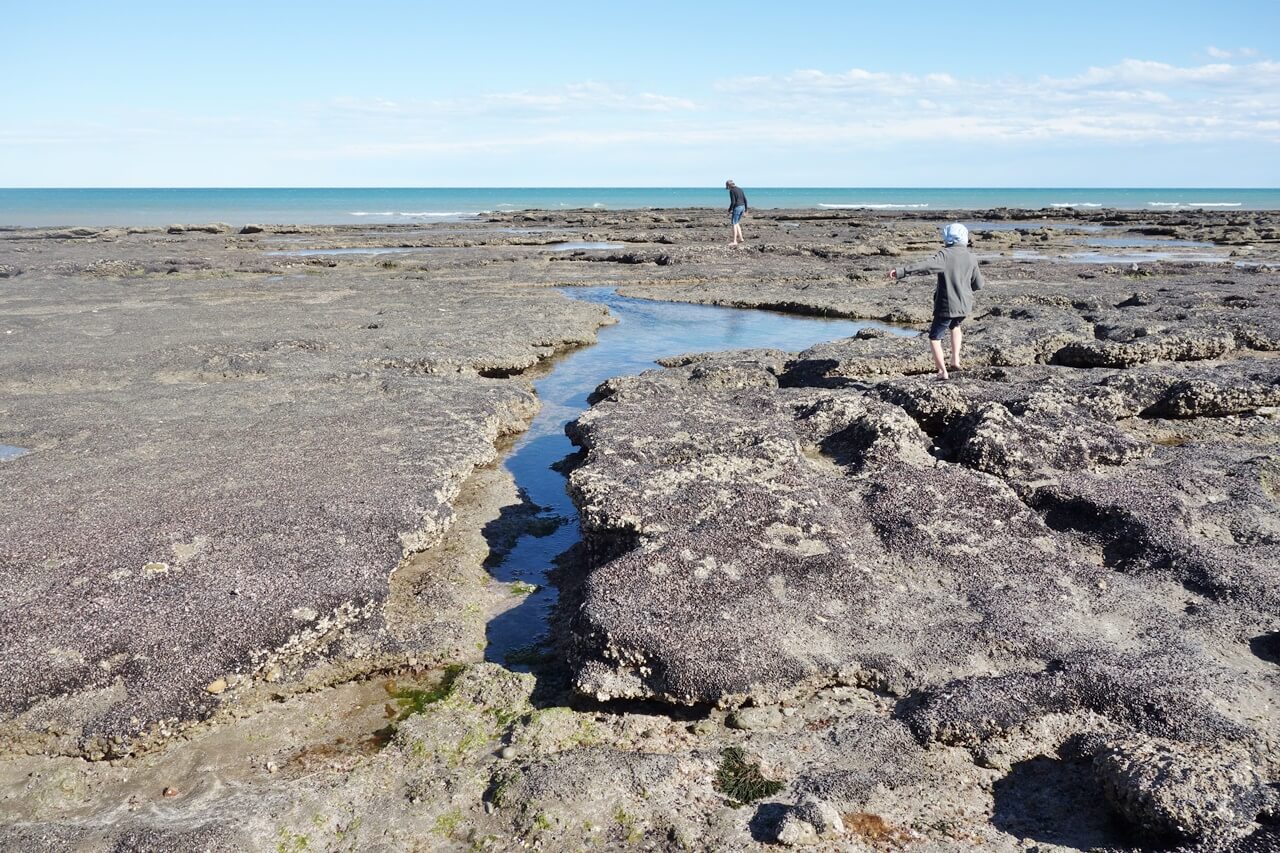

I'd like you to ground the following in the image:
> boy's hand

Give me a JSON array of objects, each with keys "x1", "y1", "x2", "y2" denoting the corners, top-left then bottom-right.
[{"x1": 887, "y1": 269, "x2": 898, "y2": 280}]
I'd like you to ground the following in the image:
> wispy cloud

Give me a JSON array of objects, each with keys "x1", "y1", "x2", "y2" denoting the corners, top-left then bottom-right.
[
  {"x1": 710, "y1": 57, "x2": 1280, "y2": 145},
  {"x1": 1206, "y1": 46, "x2": 1258, "y2": 59},
  {"x1": 6, "y1": 55, "x2": 1277, "y2": 185},
  {"x1": 328, "y1": 82, "x2": 697, "y2": 119}
]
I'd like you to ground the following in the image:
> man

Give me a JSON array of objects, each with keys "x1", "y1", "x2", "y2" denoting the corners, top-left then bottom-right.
[{"x1": 726, "y1": 180, "x2": 748, "y2": 245}]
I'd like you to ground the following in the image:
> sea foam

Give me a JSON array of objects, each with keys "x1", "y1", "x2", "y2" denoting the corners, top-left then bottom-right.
[
  {"x1": 1149, "y1": 202, "x2": 1242, "y2": 208},
  {"x1": 1050, "y1": 202, "x2": 1103, "y2": 208},
  {"x1": 349, "y1": 211, "x2": 473, "y2": 218},
  {"x1": 818, "y1": 203, "x2": 930, "y2": 209}
]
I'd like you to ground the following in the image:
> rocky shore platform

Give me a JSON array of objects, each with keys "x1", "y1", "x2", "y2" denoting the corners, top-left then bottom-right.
[{"x1": 1, "y1": 207, "x2": 1278, "y2": 851}]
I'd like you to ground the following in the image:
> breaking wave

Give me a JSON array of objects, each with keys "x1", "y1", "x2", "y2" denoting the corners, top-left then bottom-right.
[
  {"x1": 818, "y1": 203, "x2": 930, "y2": 209},
  {"x1": 349, "y1": 211, "x2": 474, "y2": 218},
  {"x1": 1050, "y1": 202, "x2": 1103, "y2": 208},
  {"x1": 1149, "y1": 201, "x2": 1242, "y2": 208}
]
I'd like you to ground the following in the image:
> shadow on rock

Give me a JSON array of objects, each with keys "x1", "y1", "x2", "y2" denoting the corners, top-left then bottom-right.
[
  {"x1": 991, "y1": 756, "x2": 1128, "y2": 851},
  {"x1": 1250, "y1": 632, "x2": 1280, "y2": 665},
  {"x1": 748, "y1": 802, "x2": 790, "y2": 844}
]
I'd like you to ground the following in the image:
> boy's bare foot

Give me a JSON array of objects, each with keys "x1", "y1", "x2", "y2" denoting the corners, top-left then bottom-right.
[
  {"x1": 935, "y1": 370, "x2": 949, "y2": 381},
  {"x1": 950, "y1": 362, "x2": 962, "y2": 371}
]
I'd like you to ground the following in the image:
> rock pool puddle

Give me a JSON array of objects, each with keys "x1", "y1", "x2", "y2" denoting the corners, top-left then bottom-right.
[
  {"x1": 265, "y1": 247, "x2": 432, "y2": 257},
  {"x1": 544, "y1": 241, "x2": 625, "y2": 251},
  {"x1": 1076, "y1": 236, "x2": 1216, "y2": 249},
  {"x1": 264, "y1": 241, "x2": 623, "y2": 257},
  {"x1": 0, "y1": 445, "x2": 30, "y2": 462},
  {"x1": 988, "y1": 249, "x2": 1231, "y2": 264},
  {"x1": 484, "y1": 287, "x2": 912, "y2": 665}
]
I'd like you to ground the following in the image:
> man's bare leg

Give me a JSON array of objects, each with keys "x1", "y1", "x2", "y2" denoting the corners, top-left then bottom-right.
[
  {"x1": 950, "y1": 326, "x2": 963, "y2": 370},
  {"x1": 930, "y1": 339, "x2": 949, "y2": 380}
]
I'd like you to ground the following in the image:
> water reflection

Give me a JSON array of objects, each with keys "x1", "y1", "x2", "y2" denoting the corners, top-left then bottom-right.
[{"x1": 484, "y1": 287, "x2": 910, "y2": 665}]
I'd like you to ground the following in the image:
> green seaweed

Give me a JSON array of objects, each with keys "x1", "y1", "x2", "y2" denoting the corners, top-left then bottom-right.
[
  {"x1": 614, "y1": 806, "x2": 642, "y2": 843},
  {"x1": 488, "y1": 769, "x2": 519, "y2": 808},
  {"x1": 713, "y1": 746, "x2": 784, "y2": 805},
  {"x1": 434, "y1": 809, "x2": 464, "y2": 837},
  {"x1": 275, "y1": 829, "x2": 309, "y2": 853},
  {"x1": 387, "y1": 664, "x2": 464, "y2": 721}
]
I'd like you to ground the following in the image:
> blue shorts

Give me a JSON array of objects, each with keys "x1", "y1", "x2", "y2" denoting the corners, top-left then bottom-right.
[
  {"x1": 928, "y1": 316, "x2": 964, "y2": 341},
  {"x1": 731, "y1": 205, "x2": 746, "y2": 224}
]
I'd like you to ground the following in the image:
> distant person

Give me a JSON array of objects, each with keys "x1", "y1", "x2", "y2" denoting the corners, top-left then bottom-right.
[
  {"x1": 726, "y1": 180, "x2": 748, "y2": 245},
  {"x1": 887, "y1": 223, "x2": 984, "y2": 381}
]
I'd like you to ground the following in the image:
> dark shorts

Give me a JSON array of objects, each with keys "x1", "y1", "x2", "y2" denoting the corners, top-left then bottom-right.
[
  {"x1": 928, "y1": 316, "x2": 964, "y2": 341},
  {"x1": 731, "y1": 205, "x2": 746, "y2": 224}
]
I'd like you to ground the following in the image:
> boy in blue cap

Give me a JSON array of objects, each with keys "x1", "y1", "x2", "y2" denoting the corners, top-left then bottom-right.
[{"x1": 888, "y1": 223, "x2": 984, "y2": 380}]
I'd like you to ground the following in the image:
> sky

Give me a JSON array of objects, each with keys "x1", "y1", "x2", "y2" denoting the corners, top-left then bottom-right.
[{"x1": 3, "y1": 1, "x2": 1279, "y2": 187}]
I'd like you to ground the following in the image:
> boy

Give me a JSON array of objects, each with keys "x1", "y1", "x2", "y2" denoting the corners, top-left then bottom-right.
[{"x1": 887, "y1": 223, "x2": 984, "y2": 380}]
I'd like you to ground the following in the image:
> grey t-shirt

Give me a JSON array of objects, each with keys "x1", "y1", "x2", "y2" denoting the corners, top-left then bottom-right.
[{"x1": 894, "y1": 245, "x2": 985, "y2": 318}]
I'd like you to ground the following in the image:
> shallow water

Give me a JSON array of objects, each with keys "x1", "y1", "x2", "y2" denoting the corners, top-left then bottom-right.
[
  {"x1": 967, "y1": 220, "x2": 1108, "y2": 233},
  {"x1": 1077, "y1": 236, "x2": 1216, "y2": 249},
  {"x1": 991, "y1": 249, "x2": 1229, "y2": 265},
  {"x1": 0, "y1": 445, "x2": 29, "y2": 462},
  {"x1": 484, "y1": 288, "x2": 911, "y2": 663},
  {"x1": 264, "y1": 247, "x2": 430, "y2": 257},
  {"x1": 544, "y1": 241, "x2": 625, "y2": 251}
]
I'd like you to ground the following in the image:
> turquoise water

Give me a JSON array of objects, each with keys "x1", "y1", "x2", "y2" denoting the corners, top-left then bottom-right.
[
  {"x1": 2, "y1": 188, "x2": 1278, "y2": 226},
  {"x1": 485, "y1": 287, "x2": 913, "y2": 664}
]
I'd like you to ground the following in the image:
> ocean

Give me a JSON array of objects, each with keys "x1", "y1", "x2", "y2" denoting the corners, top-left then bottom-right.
[{"x1": 1, "y1": 188, "x2": 1277, "y2": 227}]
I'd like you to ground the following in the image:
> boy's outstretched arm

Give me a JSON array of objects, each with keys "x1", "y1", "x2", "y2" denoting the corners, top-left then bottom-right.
[
  {"x1": 887, "y1": 249, "x2": 946, "y2": 281},
  {"x1": 972, "y1": 264, "x2": 986, "y2": 291}
]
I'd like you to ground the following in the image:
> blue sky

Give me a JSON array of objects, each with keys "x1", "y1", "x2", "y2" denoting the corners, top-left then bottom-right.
[{"x1": 4, "y1": 1, "x2": 1278, "y2": 186}]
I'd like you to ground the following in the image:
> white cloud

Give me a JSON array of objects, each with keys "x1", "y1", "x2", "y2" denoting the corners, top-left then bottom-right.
[
  {"x1": 6, "y1": 55, "x2": 1278, "y2": 184},
  {"x1": 1206, "y1": 46, "x2": 1259, "y2": 59},
  {"x1": 709, "y1": 57, "x2": 1280, "y2": 146},
  {"x1": 328, "y1": 82, "x2": 696, "y2": 119}
]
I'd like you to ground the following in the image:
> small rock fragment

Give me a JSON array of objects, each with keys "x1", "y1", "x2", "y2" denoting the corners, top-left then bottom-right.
[
  {"x1": 775, "y1": 795, "x2": 845, "y2": 846},
  {"x1": 727, "y1": 706, "x2": 784, "y2": 731}
]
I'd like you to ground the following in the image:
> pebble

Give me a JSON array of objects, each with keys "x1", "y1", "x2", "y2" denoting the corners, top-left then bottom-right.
[
  {"x1": 204, "y1": 678, "x2": 227, "y2": 695},
  {"x1": 161, "y1": 787, "x2": 178, "y2": 798},
  {"x1": 266, "y1": 761, "x2": 279, "y2": 773},
  {"x1": 727, "y1": 706, "x2": 784, "y2": 731},
  {"x1": 500, "y1": 746, "x2": 516, "y2": 760}
]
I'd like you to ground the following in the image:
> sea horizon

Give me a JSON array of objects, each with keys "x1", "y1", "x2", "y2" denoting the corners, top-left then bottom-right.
[{"x1": 2, "y1": 186, "x2": 1278, "y2": 227}]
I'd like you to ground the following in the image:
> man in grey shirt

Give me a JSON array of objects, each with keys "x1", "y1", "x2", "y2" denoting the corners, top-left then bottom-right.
[
  {"x1": 888, "y1": 223, "x2": 984, "y2": 380},
  {"x1": 726, "y1": 180, "x2": 748, "y2": 245}
]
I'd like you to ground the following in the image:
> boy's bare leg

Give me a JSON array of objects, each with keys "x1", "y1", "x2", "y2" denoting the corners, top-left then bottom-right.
[
  {"x1": 950, "y1": 326, "x2": 963, "y2": 370},
  {"x1": 929, "y1": 339, "x2": 949, "y2": 380}
]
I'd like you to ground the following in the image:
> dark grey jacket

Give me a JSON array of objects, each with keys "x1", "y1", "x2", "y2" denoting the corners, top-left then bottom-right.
[
  {"x1": 893, "y1": 246, "x2": 985, "y2": 318},
  {"x1": 727, "y1": 186, "x2": 747, "y2": 211}
]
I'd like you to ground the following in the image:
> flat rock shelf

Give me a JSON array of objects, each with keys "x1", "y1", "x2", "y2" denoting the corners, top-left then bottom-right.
[
  {"x1": 1, "y1": 207, "x2": 1277, "y2": 852},
  {"x1": 483, "y1": 287, "x2": 905, "y2": 665}
]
